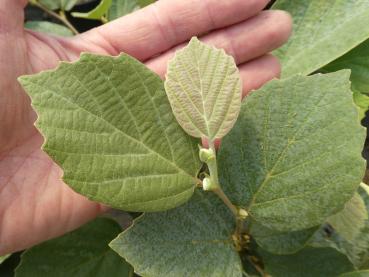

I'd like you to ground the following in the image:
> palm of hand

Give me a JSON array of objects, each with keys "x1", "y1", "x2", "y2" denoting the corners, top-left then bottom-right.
[{"x1": 0, "y1": 0, "x2": 292, "y2": 254}]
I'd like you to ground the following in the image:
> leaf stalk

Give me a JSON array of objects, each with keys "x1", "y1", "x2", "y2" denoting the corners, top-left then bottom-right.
[{"x1": 29, "y1": 0, "x2": 79, "y2": 35}]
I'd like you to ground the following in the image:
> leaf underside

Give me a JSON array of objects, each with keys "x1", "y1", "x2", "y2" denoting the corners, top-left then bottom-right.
[
  {"x1": 19, "y1": 53, "x2": 200, "y2": 212},
  {"x1": 110, "y1": 190, "x2": 243, "y2": 277},
  {"x1": 165, "y1": 37, "x2": 242, "y2": 140},
  {"x1": 272, "y1": 0, "x2": 369, "y2": 78},
  {"x1": 219, "y1": 71, "x2": 365, "y2": 231}
]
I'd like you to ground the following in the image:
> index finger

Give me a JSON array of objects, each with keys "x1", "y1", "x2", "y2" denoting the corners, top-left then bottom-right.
[{"x1": 75, "y1": 0, "x2": 270, "y2": 60}]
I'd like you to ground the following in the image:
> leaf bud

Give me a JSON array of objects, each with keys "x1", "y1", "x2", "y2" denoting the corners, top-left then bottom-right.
[
  {"x1": 202, "y1": 177, "x2": 217, "y2": 191},
  {"x1": 199, "y1": 147, "x2": 215, "y2": 163}
]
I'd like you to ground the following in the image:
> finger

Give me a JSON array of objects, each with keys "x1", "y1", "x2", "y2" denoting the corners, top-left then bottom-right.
[
  {"x1": 239, "y1": 54, "x2": 281, "y2": 97},
  {"x1": 0, "y1": 0, "x2": 27, "y2": 32},
  {"x1": 146, "y1": 10, "x2": 292, "y2": 76},
  {"x1": 74, "y1": 0, "x2": 270, "y2": 60}
]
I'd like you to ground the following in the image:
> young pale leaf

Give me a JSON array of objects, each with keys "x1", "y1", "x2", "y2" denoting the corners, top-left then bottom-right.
[
  {"x1": 164, "y1": 37, "x2": 242, "y2": 140},
  {"x1": 110, "y1": 191, "x2": 243, "y2": 277},
  {"x1": 260, "y1": 247, "x2": 354, "y2": 277},
  {"x1": 250, "y1": 222, "x2": 317, "y2": 255},
  {"x1": 19, "y1": 53, "x2": 200, "y2": 212},
  {"x1": 25, "y1": 21, "x2": 74, "y2": 37},
  {"x1": 341, "y1": 271, "x2": 369, "y2": 277},
  {"x1": 218, "y1": 71, "x2": 365, "y2": 232},
  {"x1": 272, "y1": 0, "x2": 369, "y2": 78},
  {"x1": 0, "y1": 255, "x2": 10, "y2": 265},
  {"x1": 321, "y1": 39, "x2": 369, "y2": 93},
  {"x1": 108, "y1": 0, "x2": 139, "y2": 21},
  {"x1": 327, "y1": 193, "x2": 368, "y2": 242},
  {"x1": 72, "y1": 0, "x2": 112, "y2": 19},
  {"x1": 15, "y1": 218, "x2": 133, "y2": 277}
]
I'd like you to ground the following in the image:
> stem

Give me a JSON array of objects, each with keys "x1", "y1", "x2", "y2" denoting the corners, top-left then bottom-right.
[
  {"x1": 360, "y1": 182, "x2": 369, "y2": 192},
  {"x1": 207, "y1": 141, "x2": 239, "y2": 217},
  {"x1": 247, "y1": 256, "x2": 270, "y2": 277},
  {"x1": 213, "y1": 187, "x2": 238, "y2": 216},
  {"x1": 59, "y1": 10, "x2": 79, "y2": 35},
  {"x1": 101, "y1": 16, "x2": 108, "y2": 24},
  {"x1": 29, "y1": 1, "x2": 79, "y2": 35},
  {"x1": 207, "y1": 141, "x2": 219, "y2": 185}
]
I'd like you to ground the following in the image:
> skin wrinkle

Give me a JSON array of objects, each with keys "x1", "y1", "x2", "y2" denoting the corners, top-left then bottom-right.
[
  {"x1": 151, "y1": 2, "x2": 178, "y2": 51},
  {"x1": 0, "y1": 0, "x2": 292, "y2": 255}
]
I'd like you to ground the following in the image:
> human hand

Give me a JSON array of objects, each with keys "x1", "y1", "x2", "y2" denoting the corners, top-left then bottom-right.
[{"x1": 0, "y1": 0, "x2": 292, "y2": 255}]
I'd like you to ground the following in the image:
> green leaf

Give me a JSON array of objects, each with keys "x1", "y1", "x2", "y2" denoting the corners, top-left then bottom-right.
[
  {"x1": 37, "y1": 0, "x2": 78, "y2": 11},
  {"x1": 110, "y1": 191, "x2": 243, "y2": 277},
  {"x1": 260, "y1": 247, "x2": 354, "y2": 277},
  {"x1": 0, "y1": 255, "x2": 10, "y2": 265},
  {"x1": 72, "y1": 0, "x2": 112, "y2": 19},
  {"x1": 19, "y1": 53, "x2": 200, "y2": 212},
  {"x1": 311, "y1": 185, "x2": 369, "y2": 268},
  {"x1": 38, "y1": 0, "x2": 60, "y2": 10},
  {"x1": 36, "y1": 0, "x2": 78, "y2": 11},
  {"x1": 353, "y1": 91, "x2": 369, "y2": 120},
  {"x1": 25, "y1": 21, "x2": 74, "y2": 37},
  {"x1": 137, "y1": 0, "x2": 155, "y2": 7},
  {"x1": 327, "y1": 193, "x2": 368, "y2": 242},
  {"x1": 107, "y1": 0, "x2": 139, "y2": 21},
  {"x1": 341, "y1": 271, "x2": 369, "y2": 277},
  {"x1": 218, "y1": 71, "x2": 365, "y2": 231},
  {"x1": 250, "y1": 222, "x2": 317, "y2": 255},
  {"x1": 15, "y1": 218, "x2": 133, "y2": 277},
  {"x1": 61, "y1": 0, "x2": 79, "y2": 11},
  {"x1": 164, "y1": 37, "x2": 242, "y2": 140},
  {"x1": 272, "y1": 0, "x2": 369, "y2": 78},
  {"x1": 321, "y1": 39, "x2": 369, "y2": 93}
]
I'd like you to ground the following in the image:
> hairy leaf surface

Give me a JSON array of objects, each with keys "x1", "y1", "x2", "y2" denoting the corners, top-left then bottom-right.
[
  {"x1": 25, "y1": 21, "x2": 74, "y2": 37},
  {"x1": 219, "y1": 71, "x2": 365, "y2": 231},
  {"x1": 110, "y1": 191, "x2": 242, "y2": 277},
  {"x1": 272, "y1": 0, "x2": 369, "y2": 78},
  {"x1": 15, "y1": 218, "x2": 133, "y2": 277},
  {"x1": 250, "y1": 222, "x2": 317, "y2": 255},
  {"x1": 165, "y1": 37, "x2": 242, "y2": 140},
  {"x1": 260, "y1": 247, "x2": 354, "y2": 277},
  {"x1": 19, "y1": 53, "x2": 200, "y2": 212}
]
